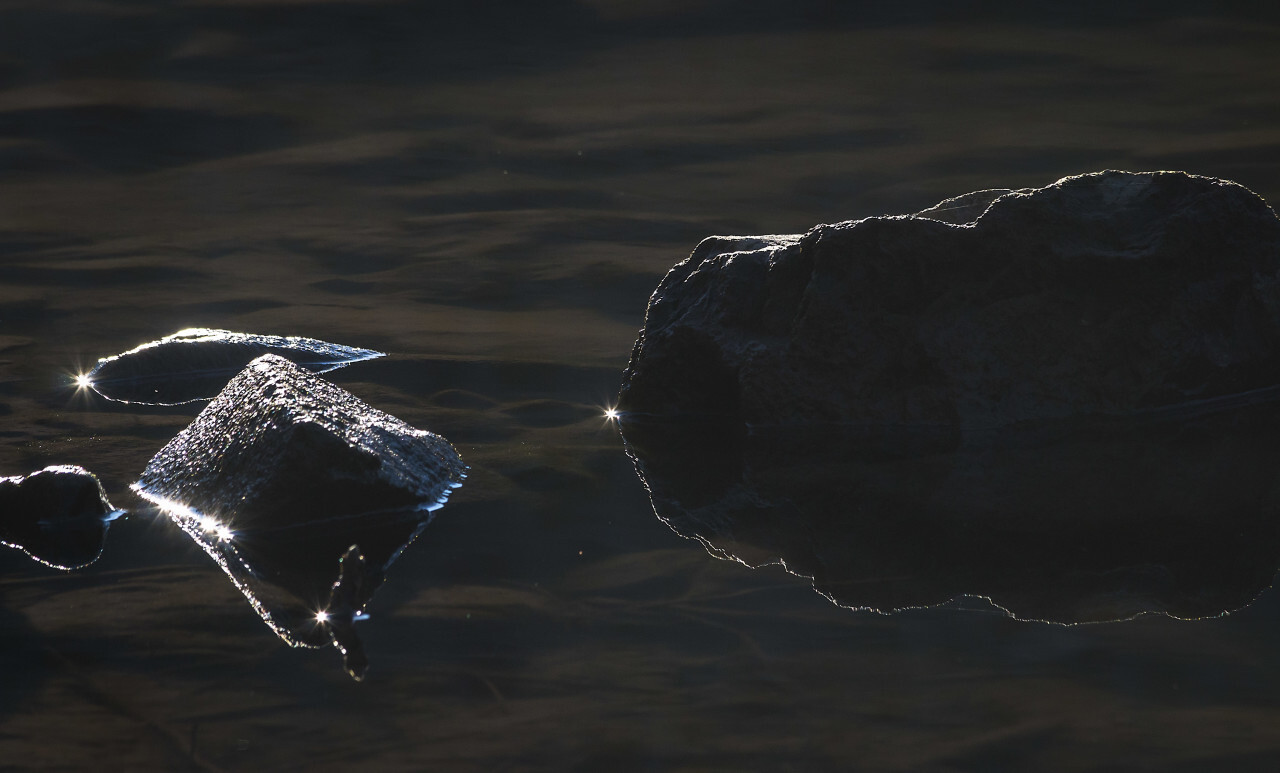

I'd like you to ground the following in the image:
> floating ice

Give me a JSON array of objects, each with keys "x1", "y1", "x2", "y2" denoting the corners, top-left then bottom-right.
[{"x1": 83, "y1": 327, "x2": 384, "y2": 405}]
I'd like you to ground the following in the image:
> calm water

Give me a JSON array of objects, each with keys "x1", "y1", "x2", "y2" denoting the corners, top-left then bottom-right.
[{"x1": 4, "y1": 3, "x2": 1280, "y2": 771}]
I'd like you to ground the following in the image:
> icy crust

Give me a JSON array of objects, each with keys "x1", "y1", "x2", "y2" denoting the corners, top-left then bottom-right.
[{"x1": 86, "y1": 327, "x2": 385, "y2": 405}]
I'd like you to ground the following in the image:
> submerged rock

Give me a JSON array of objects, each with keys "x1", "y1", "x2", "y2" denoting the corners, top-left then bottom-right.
[
  {"x1": 619, "y1": 171, "x2": 1280, "y2": 426},
  {"x1": 0, "y1": 466, "x2": 122, "y2": 570},
  {"x1": 622, "y1": 398, "x2": 1280, "y2": 623},
  {"x1": 84, "y1": 327, "x2": 384, "y2": 405},
  {"x1": 134, "y1": 354, "x2": 465, "y2": 679}
]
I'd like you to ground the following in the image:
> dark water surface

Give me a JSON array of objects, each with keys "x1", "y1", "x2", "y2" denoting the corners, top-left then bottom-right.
[{"x1": 4, "y1": 3, "x2": 1280, "y2": 771}]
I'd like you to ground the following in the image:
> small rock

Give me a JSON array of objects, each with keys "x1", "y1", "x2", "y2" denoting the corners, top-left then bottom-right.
[
  {"x1": 134, "y1": 353, "x2": 465, "y2": 679},
  {"x1": 0, "y1": 465, "x2": 121, "y2": 570}
]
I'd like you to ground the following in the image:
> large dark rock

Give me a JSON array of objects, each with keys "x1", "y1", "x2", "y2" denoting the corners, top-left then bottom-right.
[
  {"x1": 0, "y1": 465, "x2": 121, "y2": 570},
  {"x1": 619, "y1": 171, "x2": 1280, "y2": 426},
  {"x1": 618, "y1": 170, "x2": 1280, "y2": 623},
  {"x1": 134, "y1": 353, "x2": 465, "y2": 680}
]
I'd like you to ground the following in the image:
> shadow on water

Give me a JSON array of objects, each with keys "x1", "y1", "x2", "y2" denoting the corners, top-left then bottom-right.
[
  {"x1": 0, "y1": 106, "x2": 297, "y2": 175},
  {"x1": 0, "y1": 603, "x2": 48, "y2": 718},
  {"x1": 620, "y1": 393, "x2": 1280, "y2": 624},
  {"x1": 19, "y1": 0, "x2": 1265, "y2": 99}
]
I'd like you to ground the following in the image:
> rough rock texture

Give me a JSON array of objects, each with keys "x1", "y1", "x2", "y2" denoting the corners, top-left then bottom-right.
[
  {"x1": 134, "y1": 353, "x2": 465, "y2": 679},
  {"x1": 619, "y1": 171, "x2": 1280, "y2": 426},
  {"x1": 136, "y1": 353, "x2": 463, "y2": 525},
  {"x1": 0, "y1": 465, "x2": 120, "y2": 570},
  {"x1": 87, "y1": 327, "x2": 384, "y2": 405}
]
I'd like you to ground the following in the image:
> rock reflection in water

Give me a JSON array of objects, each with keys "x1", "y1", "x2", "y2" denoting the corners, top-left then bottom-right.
[
  {"x1": 619, "y1": 394, "x2": 1280, "y2": 624},
  {"x1": 83, "y1": 327, "x2": 384, "y2": 405},
  {"x1": 133, "y1": 354, "x2": 466, "y2": 679},
  {"x1": 0, "y1": 465, "x2": 123, "y2": 570},
  {"x1": 138, "y1": 491, "x2": 440, "y2": 680}
]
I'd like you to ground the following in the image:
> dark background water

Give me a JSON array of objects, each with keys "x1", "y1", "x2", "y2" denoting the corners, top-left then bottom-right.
[{"x1": 4, "y1": 2, "x2": 1280, "y2": 770}]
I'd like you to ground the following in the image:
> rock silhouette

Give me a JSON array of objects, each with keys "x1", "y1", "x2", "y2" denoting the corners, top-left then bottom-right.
[
  {"x1": 619, "y1": 171, "x2": 1280, "y2": 427},
  {"x1": 0, "y1": 465, "x2": 122, "y2": 570},
  {"x1": 84, "y1": 327, "x2": 384, "y2": 405},
  {"x1": 134, "y1": 354, "x2": 465, "y2": 679},
  {"x1": 619, "y1": 170, "x2": 1280, "y2": 623}
]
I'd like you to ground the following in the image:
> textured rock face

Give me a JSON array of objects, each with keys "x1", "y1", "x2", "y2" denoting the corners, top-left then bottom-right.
[
  {"x1": 134, "y1": 353, "x2": 465, "y2": 679},
  {"x1": 0, "y1": 465, "x2": 120, "y2": 570},
  {"x1": 619, "y1": 171, "x2": 1280, "y2": 426},
  {"x1": 136, "y1": 353, "x2": 463, "y2": 526}
]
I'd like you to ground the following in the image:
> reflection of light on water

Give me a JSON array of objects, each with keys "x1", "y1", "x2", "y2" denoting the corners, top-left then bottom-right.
[
  {"x1": 197, "y1": 515, "x2": 236, "y2": 542},
  {"x1": 65, "y1": 368, "x2": 98, "y2": 407},
  {"x1": 133, "y1": 488, "x2": 239, "y2": 545},
  {"x1": 132, "y1": 483, "x2": 291, "y2": 642},
  {"x1": 315, "y1": 609, "x2": 369, "y2": 625}
]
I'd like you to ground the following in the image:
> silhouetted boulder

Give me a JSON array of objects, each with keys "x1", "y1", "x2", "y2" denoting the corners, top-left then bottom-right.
[
  {"x1": 0, "y1": 465, "x2": 121, "y2": 570},
  {"x1": 618, "y1": 170, "x2": 1280, "y2": 623},
  {"x1": 619, "y1": 171, "x2": 1280, "y2": 426}
]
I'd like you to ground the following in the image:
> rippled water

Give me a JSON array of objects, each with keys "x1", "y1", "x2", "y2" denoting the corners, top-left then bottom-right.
[{"x1": 4, "y1": 3, "x2": 1280, "y2": 771}]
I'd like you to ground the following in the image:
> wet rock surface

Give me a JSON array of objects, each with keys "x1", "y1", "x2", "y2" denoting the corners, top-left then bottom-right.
[
  {"x1": 619, "y1": 171, "x2": 1280, "y2": 427},
  {"x1": 134, "y1": 353, "x2": 466, "y2": 679},
  {"x1": 85, "y1": 327, "x2": 384, "y2": 405},
  {"x1": 0, "y1": 465, "x2": 120, "y2": 570},
  {"x1": 622, "y1": 396, "x2": 1280, "y2": 624}
]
